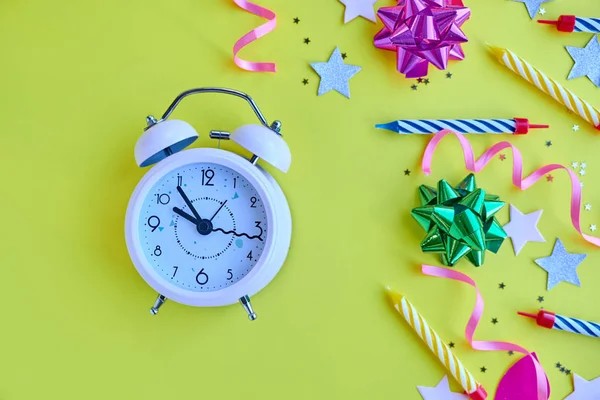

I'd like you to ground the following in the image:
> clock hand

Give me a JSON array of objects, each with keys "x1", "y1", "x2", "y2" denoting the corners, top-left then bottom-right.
[
  {"x1": 211, "y1": 227, "x2": 263, "y2": 241},
  {"x1": 173, "y1": 207, "x2": 198, "y2": 225},
  {"x1": 176, "y1": 186, "x2": 202, "y2": 220},
  {"x1": 209, "y1": 200, "x2": 228, "y2": 222}
]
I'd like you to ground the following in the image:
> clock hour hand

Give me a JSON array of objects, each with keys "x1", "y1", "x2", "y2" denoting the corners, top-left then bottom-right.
[
  {"x1": 173, "y1": 207, "x2": 198, "y2": 225},
  {"x1": 176, "y1": 186, "x2": 202, "y2": 220},
  {"x1": 212, "y1": 227, "x2": 263, "y2": 241}
]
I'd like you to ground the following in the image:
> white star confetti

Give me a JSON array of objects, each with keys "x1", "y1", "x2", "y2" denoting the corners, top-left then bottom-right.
[
  {"x1": 572, "y1": 162, "x2": 579, "y2": 169},
  {"x1": 573, "y1": 125, "x2": 580, "y2": 131},
  {"x1": 538, "y1": 7, "x2": 546, "y2": 15},
  {"x1": 580, "y1": 170, "x2": 586, "y2": 176},
  {"x1": 585, "y1": 204, "x2": 592, "y2": 211},
  {"x1": 581, "y1": 162, "x2": 587, "y2": 169},
  {"x1": 581, "y1": 182, "x2": 585, "y2": 188},
  {"x1": 591, "y1": 224, "x2": 597, "y2": 232}
]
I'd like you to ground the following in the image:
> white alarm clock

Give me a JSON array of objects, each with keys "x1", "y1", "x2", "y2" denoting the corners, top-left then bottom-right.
[{"x1": 125, "y1": 88, "x2": 292, "y2": 320}]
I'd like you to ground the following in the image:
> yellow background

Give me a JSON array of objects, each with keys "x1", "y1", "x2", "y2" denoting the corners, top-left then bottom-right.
[{"x1": 1, "y1": 0, "x2": 599, "y2": 398}]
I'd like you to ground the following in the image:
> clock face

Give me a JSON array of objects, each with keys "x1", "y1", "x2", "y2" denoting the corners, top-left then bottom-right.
[{"x1": 138, "y1": 162, "x2": 268, "y2": 292}]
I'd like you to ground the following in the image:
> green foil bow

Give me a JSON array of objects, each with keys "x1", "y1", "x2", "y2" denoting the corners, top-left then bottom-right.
[{"x1": 411, "y1": 174, "x2": 507, "y2": 267}]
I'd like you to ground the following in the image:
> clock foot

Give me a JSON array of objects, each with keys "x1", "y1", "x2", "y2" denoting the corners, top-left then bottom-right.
[
  {"x1": 239, "y1": 295, "x2": 257, "y2": 321},
  {"x1": 150, "y1": 294, "x2": 167, "y2": 315}
]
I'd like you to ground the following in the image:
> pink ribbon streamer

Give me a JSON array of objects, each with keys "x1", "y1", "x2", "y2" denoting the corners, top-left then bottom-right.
[
  {"x1": 421, "y1": 264, "x2": 549, "y2": 400},
  {"x1": 422, "y1": 129, "x2": 600, "y2": 247},
  {"x1": 232, "y1": 0, "x2": 277, "y2": 72}
]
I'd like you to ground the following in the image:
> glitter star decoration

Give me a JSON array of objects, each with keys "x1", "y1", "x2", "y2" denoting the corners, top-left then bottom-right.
[
  {"x1": 564, "y1": 374, "x2": 600, "y2": 399},
  {"x1": 566, "y1": 36, "x2": 600, "y2": 88},
  {"x1": 417, "y1": 375, "x2": 469, "y2": 400},
  {"x1": 573, "y1": 125, "x2": 580, "y2": 131},
  {"x1": 590, "y1": 224, "x2": 597, "y2": 232},
  {"x1": 585, "y1": 204, "x2": 592, "y2": 211},
  {"x1": 339, "y1": 0, "x2": 377, "y2": 23},
  {"x1": 503, "y1": 205, "x2": 545, "y2": 255},
  {"x1": 538, "y1": 7, "x2": 546, "y2": 15},
  {"x1": 310, "y1": 47, "x2": 361, "y2": 98},
  {"x1": 511, "y1": 0, "x2": 552, "y2": 19},
  {"x1": 535, "y1": 238, "x2": 587, "y2": 290}
]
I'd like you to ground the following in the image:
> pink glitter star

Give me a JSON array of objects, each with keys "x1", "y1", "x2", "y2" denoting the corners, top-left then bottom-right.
[
  {"x1": 547, "y1": 174, "x2": 554, "y2": 182},
  {"x1": 499, "y1": 154, "x2": 506, "y2": 161}
]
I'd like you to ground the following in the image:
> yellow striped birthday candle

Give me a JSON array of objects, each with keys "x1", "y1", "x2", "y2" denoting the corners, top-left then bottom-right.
[
  {"x1": 489, "y1": 45, "x2": 600, "y2": 130},
  {"x1": 386, "y1": 287, "x2": 487, "y2": 400}
]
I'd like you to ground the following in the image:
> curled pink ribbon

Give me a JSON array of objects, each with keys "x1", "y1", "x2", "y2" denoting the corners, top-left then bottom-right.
[
  {"x1": 232, "y1": 0, "x2": 277, "y2": 72},
  {"x1": 421, "y1": 264, "x2": 550, "y2": 400},
  {"x1": 422, "y1": 129, "x2": 600, "y2": 247}
]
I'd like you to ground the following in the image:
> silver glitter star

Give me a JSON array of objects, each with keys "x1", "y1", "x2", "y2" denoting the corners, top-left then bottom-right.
[
  {"x1": 512, "y1": 0, "x2": 552, "y2": 19},
  {"x1": 566, "y1": 36, "x2": 600, "y2": 88},
  {"x1": 585, "y1": 203, "x2": 592, "y2": 211},
  {"x1": 535, "y1": 238, "x2": 587, "y2": 290},
  {"x1": 311, "y1": 47, "x2": 361, "y2": 98}
]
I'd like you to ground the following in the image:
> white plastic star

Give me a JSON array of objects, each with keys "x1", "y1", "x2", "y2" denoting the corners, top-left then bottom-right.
[
  {"x1": 538, "y1": 7, "x2": 546, "y2": 15},
  {"x1": 566, "y1": 36, "x2": 600, "y2": 88},
  {"x1": 503, "y1": 205, "x2": 545, "y2": 255},
  {"x1": 590, "y1": 224, "x2": 597, "y2": 232},
  {"x1": 572, "y1": 162, "x2": 579, "y2": 169},
  {"x1": 585, "y1": 204, "x2": 592, "y2": 211},
  {"x1": 417, "y1": 375, "x2": 469, "y2": 400},
  {"x1": 580, "y1": 169, "x2": 586, "y2": 176},
  {"x1": 573, "y1": 124, "x2": 580, "y2": 131},
  {"x1": 511, "y1": 0, "x2": 552, "y2": 19},
  {"x1": 339, "y1": 0, "x2": 377, "y2": 23},
  {"x1": 581, "y1": 162, "x2": 587, "y2": 168},
  {"x1": 310, "y1": 47, "x2": 361, "y2": 98},
  {"x1": 581, "y1": 182, "x2": 585, "y2": 188},
  {"x1": 565, "y1": 374, "x2": 600, "y2": 399}
]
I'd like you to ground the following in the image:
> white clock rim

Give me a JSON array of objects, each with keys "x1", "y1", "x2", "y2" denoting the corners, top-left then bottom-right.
[{"x1": 125, "y1": 148, "x2": 280, "y2": 307}]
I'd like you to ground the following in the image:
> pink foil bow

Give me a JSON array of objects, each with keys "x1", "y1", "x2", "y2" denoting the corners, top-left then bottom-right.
[
  {"x1": 232, "y1": 0, "x2": 277, "y2": 72},
  {"x1": 422, "y1": 129, "x2": 600, "y2": 247},
  {"x1": 374, "y1": 0, "x2": 470, "y2": 78},
  {"x1": 421, "y1": 264, "x2": 550, "y2": 400}
]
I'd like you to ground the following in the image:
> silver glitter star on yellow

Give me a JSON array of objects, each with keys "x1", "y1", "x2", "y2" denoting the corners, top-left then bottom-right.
[
  {"x1": 535, "y1": 238, "x2": 587, "y2": 290},
  {"x1": 311, "y1": 47, "x2": 361, "y2": 98}
]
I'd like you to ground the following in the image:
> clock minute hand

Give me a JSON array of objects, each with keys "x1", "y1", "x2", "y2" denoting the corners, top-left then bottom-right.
[{"x1": 176, "y1": 186, "x2": 202, "y2": 220}]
